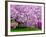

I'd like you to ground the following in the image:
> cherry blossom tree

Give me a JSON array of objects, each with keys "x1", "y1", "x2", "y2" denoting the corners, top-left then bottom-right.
[{"x1": 10, "y1": 5, "x2": 42, "y2": 29}]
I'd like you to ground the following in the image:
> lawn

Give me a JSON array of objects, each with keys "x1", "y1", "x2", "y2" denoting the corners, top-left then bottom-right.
[{"x1": 11, "y1": 27, "x2": 41, "y2": 32}]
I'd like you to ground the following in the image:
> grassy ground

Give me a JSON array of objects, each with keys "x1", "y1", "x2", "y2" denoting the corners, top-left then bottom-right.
[{"x1": 11, "y1": 27, "x2": 41, "y2": 32}]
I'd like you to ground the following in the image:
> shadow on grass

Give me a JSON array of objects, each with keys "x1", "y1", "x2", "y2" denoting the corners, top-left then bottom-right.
[{"x1": 11, "y1": 27, "x2": 41, "y2": 32}]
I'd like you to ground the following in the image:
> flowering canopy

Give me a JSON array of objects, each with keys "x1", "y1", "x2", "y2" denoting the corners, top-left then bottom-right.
[{"x1": 10, "y1": 5, "x2": 42, "y2": 27}]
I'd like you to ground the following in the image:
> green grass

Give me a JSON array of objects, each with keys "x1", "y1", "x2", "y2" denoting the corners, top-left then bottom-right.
[{"x1": 11, "y1": 27, "x2": 41, "y2": 32}]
